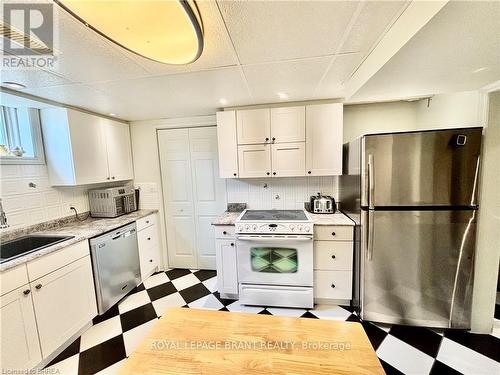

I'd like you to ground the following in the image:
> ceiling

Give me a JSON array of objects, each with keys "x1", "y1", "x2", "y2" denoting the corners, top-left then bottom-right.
[
  {"x1": 0, "y1": 1, "x2": 498, "y2": 121},
  {"x1": 350, "y1": 0, "x2": 500, "y2": 103}
]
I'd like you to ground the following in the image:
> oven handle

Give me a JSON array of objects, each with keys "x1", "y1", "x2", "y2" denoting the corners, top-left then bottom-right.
[{"x1": 237, "y1": 236, "x2": 312, "y2": 241}]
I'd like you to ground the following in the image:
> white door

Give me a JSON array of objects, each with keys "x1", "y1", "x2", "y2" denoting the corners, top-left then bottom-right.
[
  {"x1": 271, "y1": 106, "x2": 305, "y2": 143},
  {"x1": 271, "y1": 142, "x2": 305, "y2": 177},
  {"x1": 237, "y1": 144, "x2": 271, "y2": 178},
  {"x1": 216, "y1": 111, "x2": 239, "y2": 178},
  {"x1": 159, "y1": 127, "x2": 226, "y2": 269},
  {"x1": 215, "y1": 239, "x2": 238, "y2": 295},
  {"x1": 158, "y1": 129, "x2": 197, "y2": 269},
  {"x1": 189, "y1": 127, "x2": 227, "y2": 269},
  {"x1": 236, "y1": 108, "x2": 270, "y2": 145},
  {"x1": 0, "y1": 286, "x2": 42, "y2": 370},
  {"x1": 31, "y1": 256, "x2": 96, "y2": 357},
  {"x1": 103, "y1": 119, "x2": 134, "y2": 181},
  {"x1": 305, "y1": 103, "x2": 343, "y2": 176},
  {"x1": 68, "y1": 110, "x2": 109, "y2": 184}
]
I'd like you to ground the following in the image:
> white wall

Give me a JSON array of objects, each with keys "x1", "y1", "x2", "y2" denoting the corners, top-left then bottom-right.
[
  {"x1": 0, "y1": 164, "x2": 90, "y2": 230},
  {"x1": 471, "y1": 90, "x2": 500, "y2": 334}
]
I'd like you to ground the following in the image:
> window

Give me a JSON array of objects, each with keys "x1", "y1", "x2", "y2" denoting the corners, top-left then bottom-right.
[{"x1": 0, "y1": 105, "x2": 44, "y2": 164}]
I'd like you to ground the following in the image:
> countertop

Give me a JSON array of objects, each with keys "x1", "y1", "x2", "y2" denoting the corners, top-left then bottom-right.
[
  {"x1": 1, "y1": 209, "x2": 158, "y2": 272},
  {"x1": 212, "y1": 211, "x2": 354, "y2": 226},
  {"x1": 118, "y1": 307, "x2": 384, "y2": 375}
]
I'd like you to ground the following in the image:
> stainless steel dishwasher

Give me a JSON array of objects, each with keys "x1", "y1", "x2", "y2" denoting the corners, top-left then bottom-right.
[{"x1": 90, "y1": 222, "x2": 141, "y2": 314}]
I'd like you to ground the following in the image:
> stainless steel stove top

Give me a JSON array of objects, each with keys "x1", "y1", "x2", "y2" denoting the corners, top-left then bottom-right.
[{"x1": 235, "y1": 209, "x2": 313, "y2": 234}]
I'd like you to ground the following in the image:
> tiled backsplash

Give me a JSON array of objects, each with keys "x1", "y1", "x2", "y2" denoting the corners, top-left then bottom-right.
[
  {"x1": 226, "y1": 176, "x2": 339, "y2": 210},
  {"x1": 0, "y1": 164, "x2": 127, "y2": 230}
]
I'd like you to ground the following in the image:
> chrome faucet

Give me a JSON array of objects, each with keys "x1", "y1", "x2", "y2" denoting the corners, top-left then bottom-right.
[{"x1": 0, "y1": 198, "x2": 9, "y2": 229}]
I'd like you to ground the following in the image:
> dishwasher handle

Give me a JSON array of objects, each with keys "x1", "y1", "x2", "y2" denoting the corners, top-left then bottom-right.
[{"x1": 112, "y1": 228, "x2": 136, "y2": 240}]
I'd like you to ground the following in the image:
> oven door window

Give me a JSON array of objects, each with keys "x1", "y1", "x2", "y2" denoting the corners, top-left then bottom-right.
[{"x1": 250, "y1": 247, "x2": 298, "y2": 273}]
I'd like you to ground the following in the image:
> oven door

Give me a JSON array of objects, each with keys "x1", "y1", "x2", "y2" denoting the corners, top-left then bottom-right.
[{"x1": 237, "y1": 235, "x2": 313, "y2": 286}]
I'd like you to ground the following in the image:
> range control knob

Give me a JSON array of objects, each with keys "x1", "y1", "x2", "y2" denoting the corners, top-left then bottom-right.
[
  {"x1": 238, "y1": 226, "x2": 243, "y2": 232},
  {"x1": 304, "y1": 226, "x2": 310, "y2": 232},
  {"x1": 252, "y1": 224, "x2": 257, "y2": 230},
  {"x1": 297, "y1": 224, "x2": 303, "y2": 231},
  {"x1": 289, "y1": 224, "x2": 295, "y2": 231},
  {"x1": 245, "y1": 224, "x2": 250, "y2": 231}
]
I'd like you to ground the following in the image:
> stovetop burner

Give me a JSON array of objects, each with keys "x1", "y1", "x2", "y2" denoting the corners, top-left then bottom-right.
[{"x1": 240, "y1": 210, "x2": 308, "y2": 221}]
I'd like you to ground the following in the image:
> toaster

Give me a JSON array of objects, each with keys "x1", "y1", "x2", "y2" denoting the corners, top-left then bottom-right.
[{"x1": 309, "y1": 193, "x2": 336, "y2": 214}]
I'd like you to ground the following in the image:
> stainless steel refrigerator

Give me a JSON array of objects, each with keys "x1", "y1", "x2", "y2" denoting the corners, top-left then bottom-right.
[{"x1": 340, "y1": 127, "x2": 482, "y2": 328}]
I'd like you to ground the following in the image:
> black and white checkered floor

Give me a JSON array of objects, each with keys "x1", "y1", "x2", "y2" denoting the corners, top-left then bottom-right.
[{"x1": 46, "y1": 269, "x2": 500, "y2": 375}]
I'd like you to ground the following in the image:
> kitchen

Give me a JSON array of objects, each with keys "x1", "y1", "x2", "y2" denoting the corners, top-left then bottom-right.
[{"x1": 0, "y1": 1, "x2": 499, "y2": 374}]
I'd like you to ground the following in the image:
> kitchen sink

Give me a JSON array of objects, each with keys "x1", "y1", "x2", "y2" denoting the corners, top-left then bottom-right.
[{"x1": 0, "y1": 235, "x2": 75, "y2": 264}]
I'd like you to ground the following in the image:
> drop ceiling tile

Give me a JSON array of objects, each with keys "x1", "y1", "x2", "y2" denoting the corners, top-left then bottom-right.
[
  {"x1": 340, "y1": 1, "x2": 410, "y2": 54},
  {"x1": 217, "y1": 0, "x2": 358, "y2": 64},
  {"x1": 242, "y1": 56, "x2": 332, "y2": 103},
  {"x1": 124, "y1": 1, "x2": 239, "y2": 75},
  {"x1": 0, "y1": 66, "x2": 71, "y2": 89},
  {"x1": 92, "y1": 67, "x2": 252, "y2": 121},
  {"x1": 314, "y1": 52, "x2": 363, "y2": 98}
]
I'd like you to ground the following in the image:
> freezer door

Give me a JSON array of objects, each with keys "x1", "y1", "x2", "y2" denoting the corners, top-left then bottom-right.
[
  {"x1": 361, "y1": 128, "x2": 482, "y2": 207},
  {"x1": 361, "y1": 209, "x2": 476, "y2": 328}
]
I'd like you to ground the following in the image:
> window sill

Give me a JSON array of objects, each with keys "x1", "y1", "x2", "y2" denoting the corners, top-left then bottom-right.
[{"x1": 0, "y1": 156, "x2": 45, "y2": 165}]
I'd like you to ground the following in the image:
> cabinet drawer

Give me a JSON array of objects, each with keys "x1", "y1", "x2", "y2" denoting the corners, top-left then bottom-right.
[
  {"x1": 27, "y1": 240, "x2": 90, "y2": 281},
  {"x1": 137, "y1": 214, "x2": 156, "y2": 231},
  {"x1": 314, "y1": 270, "x2": 352, "y2": 300},
  {"x1": 314, "y1": 225, "x2": 353, "y2": 241},
  {"x1": 138, "y1": 224, "x2": 158, "y2": 250},
  {"x1": 215, "y1": 225, "x2": 235, "y2": 239},
  {"x1": 314, "y1": 241, "x2": 353, "y2": 271},
  {"x1": 1, "y1": 264, "x2": 29, "y2": 296},
  {"x1": 140, "y1": 244, "x2": 159, "y2": 279}
]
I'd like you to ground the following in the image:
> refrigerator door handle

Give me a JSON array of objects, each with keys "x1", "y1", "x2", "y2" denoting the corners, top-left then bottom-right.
[
  {"x1": 367, "y1": 211, "x2": 374, "y2": 260},
  {"x1": 368, "y1": 154, "x2": 374, "y2": 209}
]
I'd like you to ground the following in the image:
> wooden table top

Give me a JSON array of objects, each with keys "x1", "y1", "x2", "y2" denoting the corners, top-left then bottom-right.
[{"x1": 118, "y1": 307, "x2": 384, "y2": 375}]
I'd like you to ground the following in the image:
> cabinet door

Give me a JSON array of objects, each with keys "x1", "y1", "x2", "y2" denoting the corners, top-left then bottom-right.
[
  {"x1": 1, "y1": 286, "x2": 42, "y2": 370},
  {"x1": 138, "y1": 224, "x2": 160, "y2": 279},
  {"x1": 103, "y1": 119, "x2": 134, "y2": 181},
  {"x1": 237, "y1": 144, "x2": 271, "y2": 178},
  {"x1": 216, "y1": 111, "x2": 239, "y2": 178},
  {"x1": 31, "y1": 256, "x2": 97, "y2": 357},
  {"x1": 68, "y1": 110, "x2": 110, "y2": 184},
  {"x1": 306, "y1": 103, "x2": 343, "y2": 176},
  {"x1": 271, "y1": 142, "x2": 305, "y2": 177},
  {"x1": 215, "y1": 239, "x2": 238, "y2": 295},
  {"x1": 236, "y1": 108, "x2": 270, "y2": 145},
  {"x1": 271, "y1": 106, "x2": 305, "y2": 143}
]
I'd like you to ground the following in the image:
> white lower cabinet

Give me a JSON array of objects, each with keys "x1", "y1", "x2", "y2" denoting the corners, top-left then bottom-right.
[
  {"x1": 0, "y1": 241, "x2": 97, "y2": 371},
  {"x1": 314, "y1": 270, "x2": 353, "y2": 300},
  {"x1": 0, "y1": 285, "x2": 42, "y2": 370},
  {"x1": 215, "y1": 226, "x2": 238, "y2": 297},
  {"x1": 31, "y1": 255, "x2": 96, "y2": 357},
  {"x1": 138, "y1": 214, "x2": 161, "y2": 280}
]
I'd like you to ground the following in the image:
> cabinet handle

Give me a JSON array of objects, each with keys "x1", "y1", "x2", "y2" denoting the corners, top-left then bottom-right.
[
  {"x1": 223, "y1": 231, "x2": 227, "y2": 235},
  {"x1": 35, "y1": 284, "x2": 42, "y2": 290},
  {"x1": 273, "y1": 172, "x2": 276, "y2": 175},
  {"x1": 331, "y1": 232, "x2": 336, "y2": 236},
  {"x1": 331, "y1": 284, "x2": 336, "y2": 289},
  {"x1": 308, "y1": 171, "x2": 311, "y2": 174},
  {"x1": 147, "y1": 237, "x2": 151, "y2": 241},
  {"x1": 266, "y1": 172, "x2": 270, "y2": 175},
  {"x1": 233, "y1": 173, "x2": 237, "y2": 177},
  {"x1": 272, "y1": 137, "x2": 276, "y2": 142},
  {"x1": 331, "y1": 254, "x2": 336, "y2": 259},
  {"x1": 23, "y1": 289, "x2": 31, "y2": 295},
  {"x1": 107, "y1": 177, "x2": 110, "y2": 180},
  {"x1": 149, "y1": 259, "x2": 153, "y2": 263},
  {"x1": 112, "y1": 176, "x2": 115, "y2": 180},
  {"x1": 230, "y1": 243, "x2": 234, "y2": 247},
  {"x1": 265, "y1": 137, "x2": 269, "y2": 142},
  {"x1": 146, "y1": 221, "x2": 149, "y2": 224}
]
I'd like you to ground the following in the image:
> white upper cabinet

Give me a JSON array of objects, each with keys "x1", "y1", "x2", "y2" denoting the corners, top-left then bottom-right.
[
  {"x1": 306, "y1": 103, "x2": 343, "y2": 176},
  {"x1": 41, "y1": 108, "x2": 134, "y2": 185},
  {"x1": 238, "y1": 144, "x2": 271, "y2": 178},
  {"x1": 102, "y1": 118, "x2": 134, "y2": 181},
  {"x1": 216, "y1": 111, "x2": 239, "y2": 178},
  {"x1": 272, "y1": 142, "x2": 305, "y2": 177},
  {"x1": 270, "y1": 106, "x2": 305, "y2": 143},
  {"x1": 236, "y1": 108, "x2": 270, "y2": 145}
]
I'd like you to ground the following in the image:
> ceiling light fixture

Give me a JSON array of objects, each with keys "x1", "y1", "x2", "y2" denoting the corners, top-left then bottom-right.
[
  {"x1": 472, "y1": 67, "x2": 489, "y2": 74},
  {"x1": 2, "y1": 81, "x2": 27, "y2": 89},
  {"x1": 277, "y1": 92, "x2": 289, "y2": 100},
  {"x1": 219, "y1": 98, "x2": 228, "y2": 105},
  {"x1": 109, "y1": 113, "x2": 116, "y2": 117},
  {"x1": 55, "y1": 0, "x2": 204, "y2": 65}
]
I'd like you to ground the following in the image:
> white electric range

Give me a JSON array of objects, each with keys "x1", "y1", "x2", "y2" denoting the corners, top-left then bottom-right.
[{"x1": 235, "y1": 209, "x2": 314, "y2": 308}]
